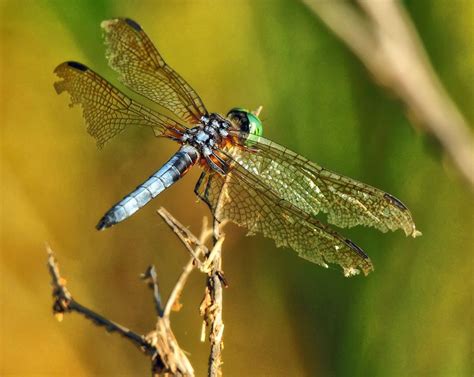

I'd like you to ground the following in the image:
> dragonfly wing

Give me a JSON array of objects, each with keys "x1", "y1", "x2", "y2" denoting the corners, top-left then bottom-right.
[
  {"x1": 54, "y1": 61, "x2": 187, "y2": 148},
  {"x1": 225, "y1": 133, "x2": 420, "y2": 237},
  {"x1": 195, "y1": 166, "x2": 374, "y2": 276},
  {"x1": 101, "y1": 18, "x2": 207, "y2": 123}
]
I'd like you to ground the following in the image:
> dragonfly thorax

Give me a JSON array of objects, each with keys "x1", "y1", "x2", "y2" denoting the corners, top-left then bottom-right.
[
  {"x1": 180, "y1": 113, "x2": 232, "y2": 175},
  {"x1": 182, "y1": 113, "x2": 230, "y2": 145}
]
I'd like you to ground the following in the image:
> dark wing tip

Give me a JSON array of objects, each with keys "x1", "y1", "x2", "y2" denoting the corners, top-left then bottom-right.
[
  {"x1": 101, "y1": 18, "x2": 142, "y2": 32},
  {"x1": 384, "y1": 193, "x2": 408, "y2": 211},
  {"x1": 124, "y1": 18, "x2": 142, "y2": 31},
  {"x1": 344, "y1": 238, "x2": 369, "y2": 260},
  {"x1": 54, "y1": 61, "x2": 88, "y2": 74},
  {"x1": 344, "y1": 239, "x2": 374, "y2": 276},
  {"x1": 53, "y1": 61, "x2": 89, "y2": 94},
  {"x1": 65, "y1": 61, "x2": 88, "y2": 72}
]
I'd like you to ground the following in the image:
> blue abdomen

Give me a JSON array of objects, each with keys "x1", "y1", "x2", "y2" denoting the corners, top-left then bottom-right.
[{"x1": 96, "y1": 145, "x2": 199, "y2": 230}]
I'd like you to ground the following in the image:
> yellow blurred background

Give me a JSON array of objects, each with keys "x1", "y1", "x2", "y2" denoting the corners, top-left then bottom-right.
[{"x1": 1, "y1": 1, "x2": 472, "y2": 376}]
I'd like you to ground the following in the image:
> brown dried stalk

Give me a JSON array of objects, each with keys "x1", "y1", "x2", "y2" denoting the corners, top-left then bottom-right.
[
  {"x1": 47, "y1": 207, "x2": 227, "y2": 376},
  {"x1": 158, "y1": 208, "x2": 227, "y2": 377},
  {"x1": 204, "y1": 218, "x2": 225, "y2": 377},
  {"x1": 304, "y1": 0, "x2": 474, "y2": 190},
  {"x1": 47, "y1": 244, "x2": 193, "y2": 376}
]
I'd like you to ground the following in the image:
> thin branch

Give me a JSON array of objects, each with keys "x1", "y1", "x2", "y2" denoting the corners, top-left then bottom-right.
[
  {"x1": 47, "y1": 244, "x2": 194, "y2": 376},
  {"x1": 157, "y1": 208, "x2": 207, "y2": 271},
  {"x1": 163, "y1": 257, "x2": 196, "y2": 318},
  {"x1": 141, "y1": 265, "x2": 164, "y2": 317},
  {"x1": 148, "y1": 316, "x2": 194, "y2": 376},
  {"x1": 156, "y1": 207, "x2": 227, "y2": 376},
  {"x1": 206, "y1": 218, "x2": 225, "y2": 377},
  {"x1": 48, "y1": 208, "x2": 228, "y2": 376},
  {"x1": 304, "y1": 0, "x2": 474, "y2": 189},
  {"x1": 157, "y1": 208, "x2": 210, "y2": 318},
  {"x1": 46, "y1": 246, "x2": 158, "y2": 358}
]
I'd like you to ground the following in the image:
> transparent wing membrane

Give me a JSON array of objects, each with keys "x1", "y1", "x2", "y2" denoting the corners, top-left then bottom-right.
[
  {"x1": 101, "y1": 18, "x2": 207, "y2": 123},
  {"x1": 195, "y1": 166, "x2": 374, "y2": 276},
  {"x1": 54, "y1": 61, "x2": 186, "y2": 148},
  {"x1": 225, "y1": 132, "x2": 420, "y2": 237}
]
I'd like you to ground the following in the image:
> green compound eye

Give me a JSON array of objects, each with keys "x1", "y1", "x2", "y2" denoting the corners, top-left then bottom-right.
[
  {"x1": 226, "y1": 107, "x2": 264, "y2": 145},
  {"x1": 247, "y1": 112, "x2": 263, "y2": 138}
]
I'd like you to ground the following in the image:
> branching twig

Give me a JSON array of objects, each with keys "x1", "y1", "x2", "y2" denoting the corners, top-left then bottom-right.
[
  {"x1": 304, "y1": 0, "x2": 474, "y2": 189},
  {"x1": 47, "y1": 207, "x2": 229, "y2": 376},
  {"x1": 142, "y1": 265, "x2": 164, "y2": 317},
  {"x1": 46, "y1": 246, "x2": 163, "y2": 367},
  {"x1": 157, "y1": 208, "x2": 227, "y2": 376},
  {"x1": 47, "y1": 243, "x2": 194, "y2": 376},
  {"x1": 157, "y1": 208, "x2": 208, "y2": 272},
  {"x1": 156, "y1": 208, "x2": 210, "y2": 317}
]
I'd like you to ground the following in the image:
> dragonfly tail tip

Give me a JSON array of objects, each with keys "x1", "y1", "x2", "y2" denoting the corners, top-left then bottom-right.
[{"x1": 96, "y1": 216, "x2": 112, "y2": 231}]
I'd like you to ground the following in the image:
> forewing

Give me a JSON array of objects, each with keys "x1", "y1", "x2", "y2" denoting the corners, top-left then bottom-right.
[
  {"x1": 54, "y1": 61, "x2": 187, "y2": 148},
  {"x1": 101, "y1": 18, "x2": 207, "y2": 123},
  {"x1": 195, "y1": 166, "x2": 374, "y2": 276},
  {"x1": 225, "y1": 132, "x2": 420, "y2": 237}
]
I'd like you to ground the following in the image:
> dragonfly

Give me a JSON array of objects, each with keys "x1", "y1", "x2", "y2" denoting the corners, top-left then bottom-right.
[{"x1": 54, "y1": 18, "x2": 420, "y2": 277}]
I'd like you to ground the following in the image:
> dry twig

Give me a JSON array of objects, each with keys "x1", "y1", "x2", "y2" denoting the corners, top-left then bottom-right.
[
  {"x1": 47, "y1": 206, "x2": 228, "y2": 376},
  {"x1": 157, "y1": 208, "x2": 227, "y2": 376},
  {"x1": 47, "y1": 243, "x2": 194, "y2": 376},
  {"x1": 304, "y1": 0, "x2": 474, "y2": 189},
  {"x1": 201, "y1": 218, "x2": 226, "y2": 377}
]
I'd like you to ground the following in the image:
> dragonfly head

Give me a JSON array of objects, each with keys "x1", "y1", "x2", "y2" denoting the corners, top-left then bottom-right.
[{"x1": 227, "y1": 108, "x2": 263, "y2": 145}]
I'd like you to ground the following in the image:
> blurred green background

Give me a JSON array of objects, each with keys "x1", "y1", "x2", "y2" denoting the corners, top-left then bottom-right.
[{"x1": 1, "y1": 0, "x2": 472, "y2": 376}]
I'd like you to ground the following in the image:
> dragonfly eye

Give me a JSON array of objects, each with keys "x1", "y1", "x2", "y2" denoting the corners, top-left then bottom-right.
[
  {"x1": 227, "y1": 107, "x2": 263, "y2": 144},
  {"x1": 247, "y1": 112, "x2": 263, "y2": 138}
]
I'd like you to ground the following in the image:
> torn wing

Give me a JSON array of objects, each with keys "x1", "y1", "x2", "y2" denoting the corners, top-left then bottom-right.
[
  {"x1": 101, "y1": 18, "x2": 207, "y2": 124},
  {"x1": 195, "y1": 163, "x2": 374, "y2": 276},
  {"x1": 53, "y1": 61, "x2": 187, "y2": 148},
  {"x1": 224, "y1": 132, "x2": 420, "y2": 237}
]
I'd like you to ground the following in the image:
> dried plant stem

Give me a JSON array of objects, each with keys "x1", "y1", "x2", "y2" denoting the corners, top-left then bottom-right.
[
  {"x1": 157, "y1": 208, "x2": 227, "y2": 376},
  {"x1": 48, "y1": 207, "x2": 229, "y2": 376},
  {"x1": 142, "y1": 265, "x2": 165, "y2": 317},
  {"x1": 157, "y1": 209, "x2": 208, "y2": 318},
  {"x1": 46, "y1": 246, "x2": 164, "y2": 370},
  {"x1": 207, "y1": 218, "x2": 225, "y2": 377},
  {"x1": 304, "y1": 0, "x2": 474, "y2": 189}
]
